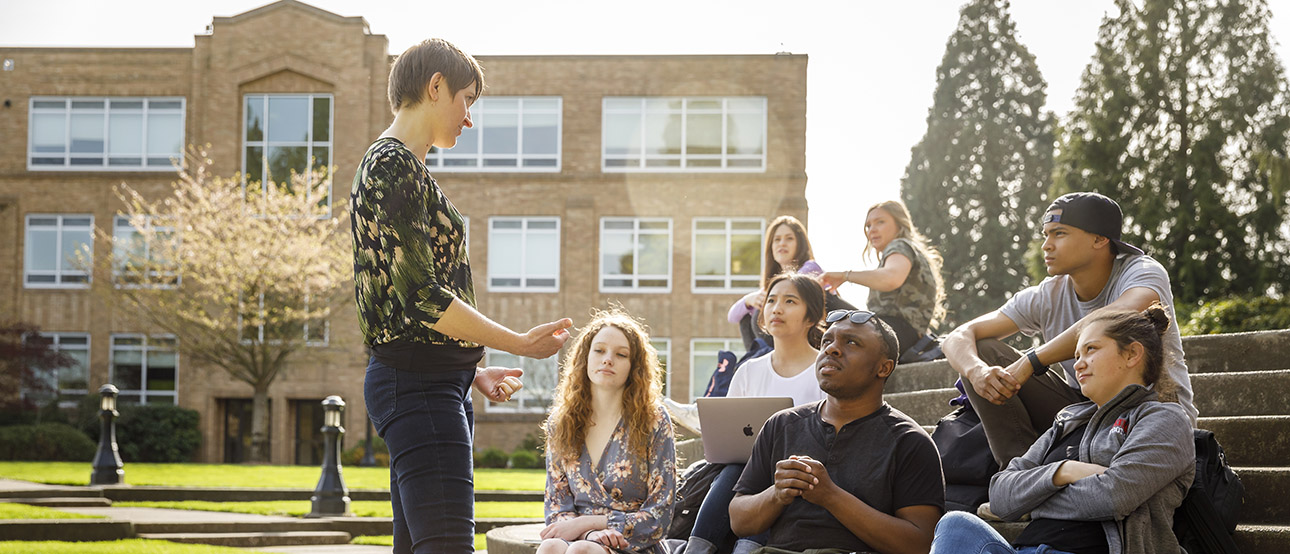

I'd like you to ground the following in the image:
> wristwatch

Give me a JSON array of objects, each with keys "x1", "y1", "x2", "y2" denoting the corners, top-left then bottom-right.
[{"x1": 1025, "y1": 349, "x2": 1047, "y2": 376}]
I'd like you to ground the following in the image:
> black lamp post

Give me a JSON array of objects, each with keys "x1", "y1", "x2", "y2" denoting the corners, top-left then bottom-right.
[
  {"x1": 307, "y1": 395, "x2": 351, "y2": 517},
  {"x1": 359, "y1": 414, "x2": 376, "y2": 467},
  {"x1": 90, "y1": 384, "x2": 124, "y2": 486}
]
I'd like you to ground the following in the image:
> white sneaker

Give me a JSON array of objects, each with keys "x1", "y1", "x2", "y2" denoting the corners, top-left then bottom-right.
[{"x1": 664, "y1": 398, "x2": 702, "y2": 434}]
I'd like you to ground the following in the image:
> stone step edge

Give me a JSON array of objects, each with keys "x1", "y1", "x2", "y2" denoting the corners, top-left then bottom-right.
[{"x1": 136, "y1": 530, "x2": 352, "y2": 547}]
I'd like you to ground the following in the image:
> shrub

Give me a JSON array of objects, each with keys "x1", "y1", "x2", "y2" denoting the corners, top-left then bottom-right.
[
  {"x1": 1181, "y1": 295, "x2": 1290, "y2": 335},
  {"x1": 509, "y1": 449, "x2": 541, "y2": 469},
  {"x1": 0, "y1": 422, "x2": 96, "y2": 461},
  {"x1": 474, "y1": 447, "x2": 510, "y2": 468},
  {"x1": 79, "y1": 400, "x2": 201, "y2": 463},
  {"x1": 342, "y1": 435, "x2": 390, "y2": 467}
]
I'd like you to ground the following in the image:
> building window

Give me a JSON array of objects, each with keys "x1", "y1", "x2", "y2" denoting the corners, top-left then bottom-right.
[
  {"x1": 239, "y1": 293, "x2": 328, "y2": 346},
  {"x1": 24, "y1": 214, "x2": 93, "y2": 288},
  {"x1": 243, "y1": 94, "x2": 333, "y2": 207},
  {"x1": 600, "y1": 218, "x2": 672, "y2": 292},
  {"x1": 692, "y1": 218, "x2": 764, "y2": 292},
  {"x1": 602, "y1": 97, "x2": 766, "y2": 171},
  {"x1": 111, "y1": 335, "x2": 178, "y2": 405},
  {"x1": 113, "y1": 216, "x2": 179, "y2": 287},
  {"x1": 690, "y1": 338, "x2": 741, "y2": 402},
  {"x1": 427, "y1": 96, "x2": 561, "y2": 171},
  {"x1": 483, "y1": 349, "x2": 558, "y2": 413},
  {"x1": 23, "y1": 333, "x2": 90, "y2": 407},
  {"x1": 488, "y1": 217, "x2": 560, "y2": 292},
  {"x1": 293, "y1": 399, "x2": 327, "y2": 466},
  {"x1": 28, "y1": 97, "x2": 185, "y2": 171},
  {"x1": 651, "y1": 338, "x2": 671, "y2": 398}
]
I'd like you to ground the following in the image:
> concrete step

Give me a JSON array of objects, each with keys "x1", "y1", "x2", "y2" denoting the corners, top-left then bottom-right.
[
  {"x1": 1191, "y1": 370, "x2": 1290, "y2": 417},
  {"x1": 1180, "y1": 330, "x2": 1290, "y2": 374},
  {"x1": 1200, "y1": 415, "x2": 1290, "y2": 467},
  {"x1": 0, "y1": 487, "x2": 104, "y2": 500},
  {"x1": 888, "y1": 360, "x2": 957, "y2": 394},
  {"x1": 886, "y1": 388, "x2": 958, "y2": 427},
  {"x1": 3, "y1": 497, "x2": 112, "y2": 507},
  {"x1": 1234, "y1": 467, "x2": 1290, "y2": 525},
  {"x1": 887, "y1": 369, "x2": 1290, "y2": 427},
  {"x1": 0, "y1": 520, "x2": 133, "y2": 541},
  {"x1": 97, "y1": 485, "x2": 541, "y2": 503},
  {"x1": 137, "y1": 530, "x2": 352, "y2": 547},
  {"x1": 134, "y1": 520, "x2": 336, "y2": 534}
]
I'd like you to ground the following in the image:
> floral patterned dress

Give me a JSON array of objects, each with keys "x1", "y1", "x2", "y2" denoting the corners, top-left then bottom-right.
[{"x1": 545, "y1": 405, "x2": 677, "y2": 553}]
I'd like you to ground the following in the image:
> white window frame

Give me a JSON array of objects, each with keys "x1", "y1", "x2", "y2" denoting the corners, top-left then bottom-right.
[
  {"x1": 651, "y1": 338, "x2": 672, "y2": 399},
  {"x1": 427, "y1": 96, "x2": 562, "y2": 172},
  {"x1": 238, "y1": 293, "x2": 330, "y2": 347},
  {"x1": 24, "y1": 214, "x2": 93, "y2": 289},
  {"x1": 482, "y1": 348, "x2": 558, "y2": 413},
  {"x1": 689, "y1": 338, "x2": 742, "y2": 402},
  {"x1": 27, "y1": 96, "x2": 186, "y2": 171},
  {"x1": 241, "y1": 93, "x2": 334, "y2": 210},
  {"x1": 22, "y1": 332, "x2": 90, "y2": 408},
  {"x1": 601, "y1": 96, "x2": 767, "y2": 172},
  {"x1": 113, "y1": 215, "x2": 180, "y2": 288},
  {"x1": 691, "y1": 217, "x2": 765, "y2": 294},
  {"x1": 109, "y1": 334, "x2": 179, "y2": 405},
  {"x1": 599, "y1": 217, "x2": 672, "y2": 293},
  {"x1": 487, "y1": 216, "x2": 561, "y2": 292}
]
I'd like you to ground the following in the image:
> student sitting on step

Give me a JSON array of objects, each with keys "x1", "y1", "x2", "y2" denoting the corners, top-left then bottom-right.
[
  {"x1": 931, "y1": 303, "x2": 1195, "y2": 554},
  {"x1": 729, "y1": 310, "x2": 945, "y2": 554},
  {"x1": 537, "y1": 310, "x2": 676, "y2": 554}
]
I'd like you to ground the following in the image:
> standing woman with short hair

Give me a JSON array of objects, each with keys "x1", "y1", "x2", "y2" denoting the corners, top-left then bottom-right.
[
  {"x1": 821, "y1": 200, "x2": 945, "y2": 359},
  {"x1": 350, "y1": 38, "x2": 573, "y2": 554}
]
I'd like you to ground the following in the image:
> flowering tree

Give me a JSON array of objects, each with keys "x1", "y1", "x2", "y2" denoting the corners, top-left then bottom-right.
[{"x1": 99, "y1": 146, "x2": 349, "y2": 463}]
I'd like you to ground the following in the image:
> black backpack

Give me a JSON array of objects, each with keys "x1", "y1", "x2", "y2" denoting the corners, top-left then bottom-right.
[
  {"x1": 666, "y1": 460, "x2": 725, "y2": 541},
  {"x1": 930, "y1": 401, "x2": 999, "y2": 512},
  {"x1": 1173, "y1": 429, "x2": 1244, "y2": 554}
]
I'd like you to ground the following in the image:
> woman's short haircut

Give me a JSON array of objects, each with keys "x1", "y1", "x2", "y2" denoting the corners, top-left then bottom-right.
[{"x1": 387, "y1": 38, "x2": 485, "y2": 114}]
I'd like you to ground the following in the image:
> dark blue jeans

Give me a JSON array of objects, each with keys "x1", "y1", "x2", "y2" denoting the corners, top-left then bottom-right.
[
  {"x1": 691, "y1": 463, "x2": 768, "y2": 548},
  {"x1": 365, "y1": 357, "x2": 477, "y2": 554}
]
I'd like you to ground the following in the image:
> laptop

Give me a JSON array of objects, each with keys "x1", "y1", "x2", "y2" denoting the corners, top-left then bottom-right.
[{"x1": 696, "y1": 396, "x2": 794, "y2": 464}]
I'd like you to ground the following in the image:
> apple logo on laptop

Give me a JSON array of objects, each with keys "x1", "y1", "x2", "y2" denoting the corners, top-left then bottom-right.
[{"x1": 742, "y1": 424, "x2": 753, "y2": 437}]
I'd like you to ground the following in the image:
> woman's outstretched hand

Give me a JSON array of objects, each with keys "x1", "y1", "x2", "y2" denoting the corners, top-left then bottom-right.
[{"x1": 517, "y1": 318, "x2": 573, "y2": 358}]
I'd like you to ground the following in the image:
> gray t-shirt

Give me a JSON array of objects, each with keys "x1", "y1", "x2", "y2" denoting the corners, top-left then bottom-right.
[{"x1": 999, "y1": 254, "x2": 1196, "y2": 424}]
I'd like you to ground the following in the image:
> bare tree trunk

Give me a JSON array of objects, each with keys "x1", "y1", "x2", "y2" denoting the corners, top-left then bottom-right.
[{"x1": 249, "y1": 385, "x2": 271, "y2": 463}]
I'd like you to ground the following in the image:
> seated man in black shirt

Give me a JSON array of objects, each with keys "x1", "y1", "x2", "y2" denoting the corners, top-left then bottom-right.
[{"x1": 729, "y1": 310, "x2": 945, "y2": 554}]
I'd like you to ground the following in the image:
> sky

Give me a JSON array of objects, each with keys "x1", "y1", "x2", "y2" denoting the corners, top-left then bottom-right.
[{"x1": 4, "y1": 0, "x2": 1289, "y2": 307}]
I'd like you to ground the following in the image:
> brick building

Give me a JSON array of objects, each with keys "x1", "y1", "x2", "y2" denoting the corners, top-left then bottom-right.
[{"x1": 0, "y1": 0, "x2": 807, "y2": 464}]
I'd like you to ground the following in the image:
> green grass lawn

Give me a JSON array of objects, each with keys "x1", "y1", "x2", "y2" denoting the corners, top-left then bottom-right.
[
  {"x1": 0, "y1": 503, "x2": 102, "y2": 520},
  {"x1": 114, "y1": 500, "x2": 542, "y2": 519},
  {"x1": 353, "y1": 534, "x2": 488, "y2": 550},
  {"x1": 0, "y1": 539, "x2": 278, "y2": 553},
  {"x1": 0, "y1": 461, "x2": 544, "y2": 491}
]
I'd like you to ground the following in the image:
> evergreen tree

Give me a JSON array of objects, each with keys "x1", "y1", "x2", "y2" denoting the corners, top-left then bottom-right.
[
  {"x1": 1055, "y1": 0, "x2": 1290, "y2": 304},
  {"x1": 901, "y1": 0, "x2": 1055, "y2": 329}
]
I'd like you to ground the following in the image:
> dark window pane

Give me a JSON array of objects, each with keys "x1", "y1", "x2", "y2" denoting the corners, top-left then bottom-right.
[
  {"x1": 245, "y1": 97, "x2": 264, "y2": 142},
  {"x1": 312, "y1": 97, "x2": 330, "y2": 142}
]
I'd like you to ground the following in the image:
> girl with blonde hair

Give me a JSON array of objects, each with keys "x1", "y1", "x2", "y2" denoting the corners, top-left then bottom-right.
[
  {"x1": 538, "y1": 310, "x2": 676, "y2": 554},
  {"x1": 822, "y1": 199, "x2": 945, "y2": 360}
]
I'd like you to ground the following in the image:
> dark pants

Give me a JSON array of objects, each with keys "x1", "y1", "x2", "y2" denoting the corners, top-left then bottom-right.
[
  {"x1": 875, "y1": 313, "x2": 919, "y2": 363},
  {"x1": 365, "y1": 357, "x2": 477, "y2": 554},
  {"x1": 960, "y1": 340, "x2": 1086, "y2": 467},
  {"x1": 690, "y1": 463, "x2": 767, "y2": 548}
]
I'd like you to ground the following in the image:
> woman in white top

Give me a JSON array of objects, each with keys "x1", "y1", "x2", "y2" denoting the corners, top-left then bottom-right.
[{"x1": 683, "y1": 271, "x2": 827, "y2": 554}]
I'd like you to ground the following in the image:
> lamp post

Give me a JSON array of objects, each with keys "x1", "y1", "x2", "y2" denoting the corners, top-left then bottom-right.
[
  {"x1": 90, "y1": 384, "x2": 124, "y2": 486},
  {"x1": 307, "y1": 395, "x2": 351, "y2": 517},
  {"x1": 359, "y1": 414, "x2": 376, "y2": 467}
]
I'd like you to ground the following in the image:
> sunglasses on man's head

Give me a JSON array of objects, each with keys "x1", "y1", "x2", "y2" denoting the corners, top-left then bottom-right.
[{"x1": 825, "y1": 309, "x2": 878, "y2": 326}]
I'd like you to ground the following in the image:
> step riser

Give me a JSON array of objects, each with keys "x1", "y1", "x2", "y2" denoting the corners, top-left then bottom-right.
[
  {"x1": 1236, "y1": 469, "x2": 1290, "y2": 525},
  {"x1": 97, "y1": 486, "x2": 542, "y2": 503},
  {"x1": 887, "y1": 370, "x2": 1290, "y2": 427},
  {"x1": 134, "y1": 521, "x2": 335, "y2": 534},
  {"x1": 136, "y1": 531, "x2": 351, "y2": 547},
  {"x1": 1198, "y1": 417, "x2": 1290, "y2": 467},
  {"x1": 6, "y1": 498, "x2": 112, "y2": 507}
]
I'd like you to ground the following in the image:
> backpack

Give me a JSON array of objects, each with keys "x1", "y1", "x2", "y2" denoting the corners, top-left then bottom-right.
[
  {"x1": 899, "y1": 333, "x2": 945, "y2": 364},
  {"x1": 1173, "y1": 429, "x2": 1244, "y2": 554},
  {"x1": 666, "y1": 460, "x2": 725, "y2": 540},
  {"x1": 930, "y1": 400, "x2": 998, "y2": 512}
]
